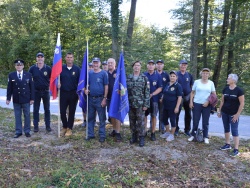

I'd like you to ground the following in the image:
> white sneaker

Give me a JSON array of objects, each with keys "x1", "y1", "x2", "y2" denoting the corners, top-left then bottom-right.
[
  {"x1": 188, "y1": 136, "x2": 194, "y2": 142},
  {"x1": 204, "y1": 138, "x2": 209, "y2": 144},
  {"x1": 166, "y1": 134, "x2": 175, "y2": 142},
  {"x1": 160, "y1": 132, "x2": 170, "y2": 138}
]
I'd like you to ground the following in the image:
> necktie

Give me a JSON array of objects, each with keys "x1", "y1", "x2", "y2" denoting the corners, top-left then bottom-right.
[{"x1": 18, "y1": 73, "x2": 21, "y2": 80}]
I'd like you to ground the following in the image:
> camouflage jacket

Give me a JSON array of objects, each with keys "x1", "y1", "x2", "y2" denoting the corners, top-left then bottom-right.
[{"x1": 126, "y1": 73, "x2": 150, "y2": 108}]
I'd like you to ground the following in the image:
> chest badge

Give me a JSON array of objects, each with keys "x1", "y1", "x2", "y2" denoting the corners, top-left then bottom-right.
[
  {"x1": 44, "y1": 71, "x2": 47, "y2": 76},
  {"x1": 72, "y1": 72, "x2": 75, "y2": 75},
  {"x1": 153, "y1": 81, "x2": 157, "y2": 86},
  {"x1": 171, "y1": 87, "x2": 175, "y2": 91},
  {"x1": 186, "y1": 78, "x2": 189, "y2": 81},
  {"x1": 163, "y1": 78, "x2": 166, "y2": 81}
]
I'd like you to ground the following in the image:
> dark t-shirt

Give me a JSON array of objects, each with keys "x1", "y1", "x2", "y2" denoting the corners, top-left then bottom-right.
[
  {"x1": 29, "y1": 64, "x2": 51, "y2": 90},
  {"x1": 60, "y1": 64, "x2": 81, "y2": 92},
  {"x1": 144, "y1": 71, "x2": 163, "y2": 102},
  {"x1": 177, "y1": 71, "x2": 193, "y2": 96},
  {"x1": 163, "y1": 82, "x2": 183, "y2": 110},
  {"x1": 221, "y1": 86, "x2": 244, "y2": 115},
  {"x1": 89, "y1": 70, "x2": 108, "y2": 96},
  {"x1": 107, "y1": 69, "x2": 117, "y2": 100}
]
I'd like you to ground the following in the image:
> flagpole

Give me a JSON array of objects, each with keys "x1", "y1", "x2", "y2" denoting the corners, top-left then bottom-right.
[
  {"x1": 86, "y1": 38, "x2": 89, "y2": 139},
  {"x1": 58, "y1": 75, "x2": 61, "y2": 138}
]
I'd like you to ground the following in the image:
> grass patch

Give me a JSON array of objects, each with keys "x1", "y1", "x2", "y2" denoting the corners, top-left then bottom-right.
[{"x1": 0, "y1": 107, "x2": 250, "y2": 187}]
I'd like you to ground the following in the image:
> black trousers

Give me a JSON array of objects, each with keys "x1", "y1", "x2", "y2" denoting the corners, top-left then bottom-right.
[
  {"x1": 176, "y1": 98, "x2": 192, "y2": 132},
  {"x1": 60, "y1": 91, "x2": 78, "y2": 129}
]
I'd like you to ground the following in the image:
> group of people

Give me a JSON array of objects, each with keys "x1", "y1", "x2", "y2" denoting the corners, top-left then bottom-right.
[{"x1": 6, "y1": 54, "x2": 244, "y2": 157}]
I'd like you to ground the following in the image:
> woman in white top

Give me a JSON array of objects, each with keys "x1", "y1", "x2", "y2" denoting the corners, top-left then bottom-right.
[{"x1": 188, "y1": 68, "x2": 216, "y2": 144}]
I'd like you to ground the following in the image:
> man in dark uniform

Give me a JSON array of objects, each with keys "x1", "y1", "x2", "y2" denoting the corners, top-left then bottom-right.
[
  {"x1": 59, "y1": 52, "x2": 81, "y2": 137},
  {"x1": 84, "y1": 57, "x2": 108, "y2": 143},
  {"x1": 144, "y1": 60, "x2": 163, "y2": 141},
  {"x1": 29, "y1": 52, "x2": 52, "y2": 132},
  {"x1": 156, "y1": 59, "x2": 170, "y2": 133},
  {"x1": 6, "y1": 59, "x2": 35, "y2": 138},
  {"x1": 176, "y1": 59, "x2": 194, "y2": 136},
  {"x1": 127, "y1": 61, "x2": 150, "y2": 147}
]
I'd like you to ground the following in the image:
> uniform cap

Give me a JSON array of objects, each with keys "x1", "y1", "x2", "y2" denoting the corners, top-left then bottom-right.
[
  {"x1": 156, "y1": 59, "x2": 164, "y2": 64},
  {"x1": 147, "y1": 60, "x2": 155, "y2": 64},
  {"x1": 169, "y1": 70, "x2": 177, "y2": 75},
  {"x1": 179, "y1": 59, "x2": 188, "y2": 64},
  {"x1": 102, "y1": 61, "x2": 107, "y2": 65},
  {"x1": 88, "y1": 62, "x2": 93, "y2": 66},
  {"x1": 14, "y1": 59, "x2": 25, "y2": 65},
  {"x1": 92, "y1": 57, "x2": 100, "y2": 62},
  {"x1": 36, "y1": 52, "x2": 44, "y2": 57}
]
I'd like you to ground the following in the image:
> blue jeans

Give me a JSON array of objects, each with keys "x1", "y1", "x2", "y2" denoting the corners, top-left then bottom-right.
[
  {"x1": 33, "y1": 91, "x2": 50, "y2": 127},
  {"x1": 13, "y1": 103, "x2": 31, "y2": 134},
  {"x1": 88, "y1": 97, "x2": 106, "y2": 138},
  {"x1": 191, "y1": 102, "x2": 211, "y2": 138},
  {"x1": 221, "y1": 112, "x2": 239, "y2": 136}
]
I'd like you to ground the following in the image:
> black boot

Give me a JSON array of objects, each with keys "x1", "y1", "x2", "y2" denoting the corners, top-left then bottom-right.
[
  {"x1": 46, "y1": 126, "x2": 52, "y2": 132},
  {"x1": 34, "y1": 126, "x2": 39, "y2": 133},
  {"x1": 150, "y1": 132, "x2": 156, "y2": 141},
  {"x1": 139, "y1": 136, "x2": 145, "y2": 147},
  {"x1": 130, "y1": 133, "x2": 138, "y2": 144}
]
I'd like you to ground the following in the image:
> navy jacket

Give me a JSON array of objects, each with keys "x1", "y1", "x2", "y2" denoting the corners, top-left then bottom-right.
[{"x1": 7, "y1": 71, "x2": 35, "y2": 104}]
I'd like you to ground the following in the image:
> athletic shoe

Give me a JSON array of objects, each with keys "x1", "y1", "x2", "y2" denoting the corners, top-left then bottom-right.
[
  {"x1": 166, "y1": 134, "x2": 174, "y2": 142},
  {"x1": 160, "y1": 132, "x2": 171, "y2": 138},
  {"x1": 188, "y1": 136, "x2": 194, "y2": 142},
  {"x1": 204, "y1": 138, "x2": 209, "y2": 144},
  {"x1": 82, "y1": 121, "x2": 86, "y2": 127},
  {"x1": 230, "y1": 149, "x2": 240, "y2": 157},
  {"x1": 220, "y1": 144, "x2": 232, "y2": 150},
  {"x1": 184, "y1": 131, "x2": 191, "y2": 137},
  {"x1": 174, "y1": 130, "x2": 179, "y2": 136}
]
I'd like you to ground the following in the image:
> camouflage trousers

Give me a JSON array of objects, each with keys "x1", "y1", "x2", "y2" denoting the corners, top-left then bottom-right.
[{"x1": 129, "y1": 107, "x2": 145, "y2": 137}]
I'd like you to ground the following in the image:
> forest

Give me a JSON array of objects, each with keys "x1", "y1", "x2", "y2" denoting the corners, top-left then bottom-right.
[{"x1": 0, "y1": 0, "x2": 249, "y2": 112}]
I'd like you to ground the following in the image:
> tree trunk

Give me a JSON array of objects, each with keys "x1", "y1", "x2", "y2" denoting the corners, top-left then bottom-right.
[
  {"x1": 202, "y1": 0, "x2": 209, "y2": 68},
  {"x1": 227, "y1": 0, "x2": 237, "y2": 75},
  {"x1": 110, "y1": 0, "x2": 120, "y2": 60},
  {"x1": 212, "y1": 0, "x2": 231, "y2": 87},
  {"x1": 125, "y1": 0, "x2": 137, "y2": 50},
  {"x1": 190, "y1": 0, "x2": 200, "y2": 79}
]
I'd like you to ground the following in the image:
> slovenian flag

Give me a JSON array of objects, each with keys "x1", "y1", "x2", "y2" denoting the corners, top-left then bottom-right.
[
  {"x1": 50, "y1": 33, "x2": 62, "y2": 99},
  {"x1": 109, "y1": 52, "x2": 129, "y2": 123}
]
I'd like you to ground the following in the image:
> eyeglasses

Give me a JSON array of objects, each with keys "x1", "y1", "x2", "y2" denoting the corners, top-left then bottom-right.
[{"x1": 16, "y1": 64, "x2": 24, "y2": 66}]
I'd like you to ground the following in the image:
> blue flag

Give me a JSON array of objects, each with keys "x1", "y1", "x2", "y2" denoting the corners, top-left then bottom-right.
[
  {"x1": 77, "y1": 49, "x2": 88, "y2": 113},
  {"x1": 109, "y1": 52, "x2": 129, "y2": 123}
]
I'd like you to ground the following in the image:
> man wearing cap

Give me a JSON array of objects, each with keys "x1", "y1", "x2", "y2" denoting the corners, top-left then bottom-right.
[
  {"x1": 106, "y1": 58, "x2": 122, "y2": 142},
  {"x1": 84, "y1": 57, "x2": 108, "y2": 143},
  {"x1": 88, "y1": 62, "x2": 94, "y2": 71},
  {"x1": 102, "y1": 61, "x2": 108, "y2": 71},
  {"x1": 127, "y1": 61, "x2": 150, "y2": 147},
  {"x1": 29, "y1": 52, "x2": 52, "y2": 132},
  {"x1": 176, "y1": 59, "x2": 194, "y2": 136},
  {"x1": 6, "y1": 59, "x2": 35, "y2": 138},
  {"x1": 144, "y1": 60, "x2": 163, "y2": 141},
  {"x1": 156, "y1": 59, "x2": 170, "y2": 133},
  {"x1": 59, "y1": 52, "x2": 81, "y2": 136}
]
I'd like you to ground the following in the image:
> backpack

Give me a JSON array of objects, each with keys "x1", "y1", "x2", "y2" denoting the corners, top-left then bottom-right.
[{"x1": 195, "y1": 128, "x2": 204, "y2": 142}]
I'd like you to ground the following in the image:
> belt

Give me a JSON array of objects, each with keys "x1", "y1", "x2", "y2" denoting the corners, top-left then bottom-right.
[
  {"x1": 36, "y1": 89, "x2": 49, "y2": 92},
  {"x1": 89, "y1": 95, "x2": 103, "y2": 99}
]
